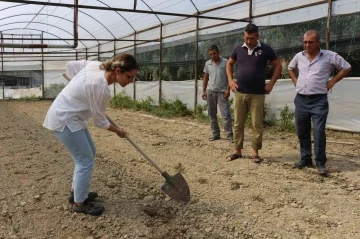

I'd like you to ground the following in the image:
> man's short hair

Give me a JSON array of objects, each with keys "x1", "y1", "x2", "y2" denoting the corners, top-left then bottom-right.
[
  {"x1": 208, "y1": 45, "x2": 219, "y2": 52},
  {"x1": 305, "y1": 30, "x2": 320, "y2": 41},
  {"x1": 245, "y1": 24, "x2": 259, "y2": 34}
]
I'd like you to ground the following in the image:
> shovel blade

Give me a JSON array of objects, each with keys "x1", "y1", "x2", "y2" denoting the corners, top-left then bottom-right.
[{"x1": 161, "y1": 172, "x2": 190, "y2": 203}]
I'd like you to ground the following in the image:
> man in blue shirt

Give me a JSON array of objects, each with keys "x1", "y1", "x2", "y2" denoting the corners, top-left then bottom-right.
[
  {"x1": 225, "y1": 24, "x2": 282, "y2": 163},
  {"x1": 288, "y1": 30, "x2": 351, "y2": 176}
]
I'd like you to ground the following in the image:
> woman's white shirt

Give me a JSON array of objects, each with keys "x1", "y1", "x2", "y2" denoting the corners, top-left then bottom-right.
[{"x1": 43, "y1": 61, "x2": 111, "y2": 132}]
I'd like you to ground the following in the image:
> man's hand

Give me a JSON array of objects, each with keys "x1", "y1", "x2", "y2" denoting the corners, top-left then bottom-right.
[
  {"x1": 224, "y1": 89, "x2": 230, "y2": 99},
  {"x1": 229, "y1": 80, "x2": 238, "y2": 92},
  {"x1": 201, "y1": 91, "x2": 207, "y2": 100},
  {"x1": 264, "y1": 83, "x2": 274, "y2": 94},
  {"x1": 288, "y1": 69, "x2": 298, "y2": 87},
  {"x1": 292, "y1": 78, "x2": 298, "y2": 87},
  {"x1": 116, "y1": 128, "x2": 127, "y2": 138},
  {"x1": 326, "y1": 79, "x2": 336, "y2": 91},
  {"x1": 326, "y1": 67, "x2": 351, "y2": 91}
]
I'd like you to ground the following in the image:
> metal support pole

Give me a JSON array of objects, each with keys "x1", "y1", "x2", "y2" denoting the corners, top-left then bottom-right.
[
  {"x1": 0, "y1": 0, "x2": 248, "y2": 23},
  {"x1": 113, "y1": 39, "x2": 116, "y2": 96},
  {"x1": 0, "y1": 0, "x2": 79, "y2": 49},
  {"x1": 98, "y1": 44, "x2": 100, "y2": 61},
  {"x1": 194, "y1": 16, "x2": 199, "y2": 113},
  {"x1": 326, "y1": 0, "x2": 333, "y2": 50},
  {"x1": 1, "y1": 51, "x2": 109, "y2": 55},
  {"x1": 249, "y1": 0, "x2": 253, "y2": 22},
  {"x1": 85, "y1": 48, "x2": 88, "y2": 60},
  {"x1": 41, "y1": 32, "x2": 45, "y2": 99},
  {"x1": 133, "y1": 32, "x2": 137, "y2": 101},
  {"x1": 0, "y1": 37, "x2": 160, "y2": 42},
  {"x1": 1, "y1": 31, "x2": 4, "y2": 99},
  {"x1": 159, "y1": 24, "x2": 163, "y2": 105}
]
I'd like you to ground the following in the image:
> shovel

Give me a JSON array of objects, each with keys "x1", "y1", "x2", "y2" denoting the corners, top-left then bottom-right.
[
  {"x1": 62, "y1": 73, "x2": 190, "y2": 203},
  {"x1": 106, "y1": 116, "x2": 190, "y2": 203}
]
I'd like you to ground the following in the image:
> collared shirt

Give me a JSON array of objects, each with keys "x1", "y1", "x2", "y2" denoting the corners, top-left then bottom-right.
[
  {"x1": 288, "y1": 49, "x2": 351, "y2": 95},
  {"x1": 242, "y1": 41, "x2": 262, "y2": 55},
  {"x1": 43, "y1": 61, "x2": 111, "y2": 132},
  {"x1": 230, "y1": 41, "x2": 277, "y2": 94},
  {"x1": 203, "y1": 57, "x2": 229, "y2": 92}
]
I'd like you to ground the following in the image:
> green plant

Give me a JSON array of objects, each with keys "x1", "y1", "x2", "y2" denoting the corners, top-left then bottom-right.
[
  {"x1": 156, "y1": 98, "x2": 193, "y2": 117},
  {"x1": 44, "y1": 83, "x2": 66, "y2": 98},
  {"x1": 18, "y1": 95, "x2": 41, "y2": 101},
  {"x1": 138, "y1": 97, "x2": 155, "y2": 112},
  {"x1": 194, "y1": 104, "x2": 209, "y2": 121},
  {"x1": 110, "y1": 93, "x2": 193, "y2": 118},
  {"x1": 110, "y1": 93, "x2": 136, "y2": 109},
  {"x1": 109, "y1": 92, "x2": 285, "y2": 132},
  {"x1": 278, "y1": 104, "x2": 296, "y2": 132}
]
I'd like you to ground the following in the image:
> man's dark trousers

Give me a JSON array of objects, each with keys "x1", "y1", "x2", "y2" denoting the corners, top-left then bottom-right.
[{"x1": 294, "y1": 94, "x2": 328, "y2": 166}]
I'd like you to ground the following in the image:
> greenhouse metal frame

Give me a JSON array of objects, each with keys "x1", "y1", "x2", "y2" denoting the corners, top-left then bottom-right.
[{"x1": 0, "y1": 0, "x2": 359, "y2": 110}]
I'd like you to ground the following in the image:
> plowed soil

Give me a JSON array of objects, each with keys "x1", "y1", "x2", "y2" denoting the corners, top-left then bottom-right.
[{"x1": 1, "y1": 101, "x2": 360, "y2": 239}]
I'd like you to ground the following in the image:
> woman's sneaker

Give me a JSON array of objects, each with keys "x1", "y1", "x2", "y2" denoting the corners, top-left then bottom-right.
[
  {"x1": 68, "y1": 191, "x2": 98, "y2": 204},
  {"x1": 72, "y1": 198, "x2": 104, "y2": 216}
]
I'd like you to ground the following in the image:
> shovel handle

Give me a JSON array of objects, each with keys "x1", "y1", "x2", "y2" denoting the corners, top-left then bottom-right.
[{"x1": 106, "y1": 115, "x2": 165, "y2": 175}]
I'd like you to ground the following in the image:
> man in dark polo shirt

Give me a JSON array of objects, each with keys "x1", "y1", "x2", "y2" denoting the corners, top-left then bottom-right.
[
  {"x1": 225, "y1": 23, "x2": 282, "y2": 163},
  {"x1": 288, "y1": 30, "x2": 351, "y2": 176}
]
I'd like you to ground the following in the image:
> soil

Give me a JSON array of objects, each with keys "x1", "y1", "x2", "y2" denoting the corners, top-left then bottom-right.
[{"x1": 1, "y1": 100, "x2": 360, "y2": 239}]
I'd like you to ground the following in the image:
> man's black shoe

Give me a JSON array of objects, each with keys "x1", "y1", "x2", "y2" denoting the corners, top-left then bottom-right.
[
  {"x1": 316, "y1": 164, "x2": 329, "y2": 176},
  {"x1": 293, "y1": 158, "x2": 313, "y2": 169},
  {"x1": 209, "y1": 136, "x2": 220, "y2": 141}
]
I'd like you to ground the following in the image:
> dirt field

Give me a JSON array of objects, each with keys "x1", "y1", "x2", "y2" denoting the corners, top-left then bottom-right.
[{"x1": 0, "y1": 100, "x2": 360, "y2": 239}]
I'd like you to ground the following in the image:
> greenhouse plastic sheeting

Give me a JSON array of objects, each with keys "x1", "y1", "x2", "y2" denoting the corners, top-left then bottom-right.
[
  {"x1": 120, "y1": 78, "x2": 360, "y2": 133},
  {"x1": 4, "y1": 76, "x2": 360, "y2": 132},
  {"x1": 0, "y1": 0, "x2": 359, "y2": 53}
]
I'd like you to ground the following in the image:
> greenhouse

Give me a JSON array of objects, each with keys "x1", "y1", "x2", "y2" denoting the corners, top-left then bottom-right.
[{"x1": 1, "y1": 1, "x2": 360, "y2": 238}]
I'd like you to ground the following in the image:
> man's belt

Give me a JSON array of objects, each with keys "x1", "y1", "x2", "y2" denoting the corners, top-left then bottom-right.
[{"x1": 297, "y1": 93, "x2": 327, "y2": 99}]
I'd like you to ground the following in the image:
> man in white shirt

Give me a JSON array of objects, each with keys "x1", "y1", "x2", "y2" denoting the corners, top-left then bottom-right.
[{"x1": 288, "y1": 30, "x2": 351, "y2": 175}]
